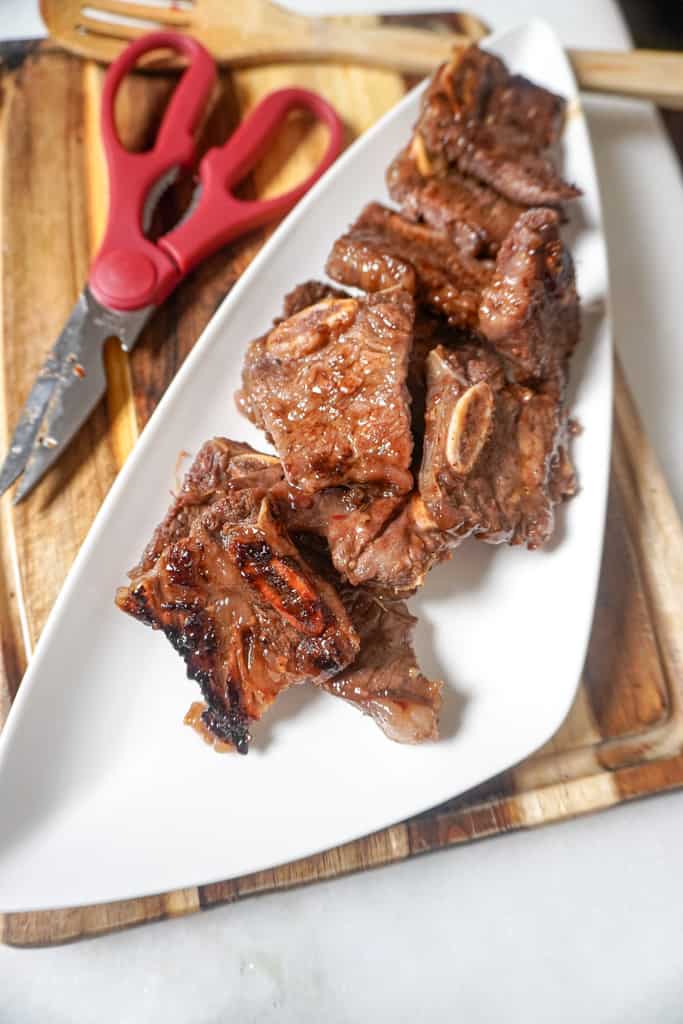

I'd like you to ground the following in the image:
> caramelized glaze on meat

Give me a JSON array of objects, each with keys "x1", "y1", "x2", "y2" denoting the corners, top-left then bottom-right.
[
  {"x1": 277, "y1": 481, "x2": 405, "y2": 584},
  {"x1": 387, "y1": 143, "x2": 525, "y2": 259},
  {"x1": 277, "y1": 480, "x2": 451, "y2": 597},
  {"x1": 347, "y1": 493, "x2": 452, "y2": 594},
  {"x1": 238, "y1": 289, "x2": 415, "y2": 495},
  {"x1": 419, "y1": 345, "x2": 576, "y2": 548},
  {"x1": 479, "y1": 207, "x2": 579, "y2": 381},
  {"x1": 136, "y1": 438, "x2": 282, "y2": 573},
  {"x1": 116, "y1": 440, "x2": 359, "y2": 752},
  {"x1": 417, "y1": 47, "x2": 579, "y2": 206},
  {"x1": 326, "y1": 202, "x2": 486, "y2": 329}
]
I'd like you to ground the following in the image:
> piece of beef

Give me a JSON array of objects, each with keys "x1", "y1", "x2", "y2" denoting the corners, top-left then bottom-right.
[
  {"x1": 116, "y1": 439, "x2": 359, "y2": 753},
  {"x1": 419, "y1": 344, "x2": 576, "y2": 549},
  {"x1": 135, "y1": 438, "x2": 283, "y2": 574},
  {"x1": 236, "y1": 283, "x2": 352, "y2": 426},
  {"x1": 416, "y1": 46, "x2": 580, "y2": 207},
  {"x1": 236, "y1": 282, "x2": 447, "y2": 594},
  {"x1": 346, "y1": 493, "x2": 452, "y2": 594},
  {"x1": 487, "y1": 66, "x2": 568, "y2": 152},
  {"x1": 280, "y1": 279, "x2": 349, "y2": 320},
  {"x1": 274, "y1": 299, "x2": 457, "y2": 470},
  {"x1": 478, "y1": 207, "x2": 580, "y2": 381},
  {"x1": 249, "y1": 297, "x2": 459, "y2": 596},
  {"x1": 237, "y1": 289, "x2": 415, "y2": 495},
  {"x1": 326, "y1": 202, "x2": 486, "y2": 330},
  {"x1": 278, "y1": 481, "x2": 404, "y2": 580},
  {"x1": 279, "y1": 479, "x2": 451, "y2": 596},
  {"x1": 294, "y1": 534, "x2": 443, "y2": 742},
  {"x1": 324, "y1": 588, "x2": 443, "y2": 743},
  {"x1": 387, "y1": 142, "x2": 525, "y2": 259}
]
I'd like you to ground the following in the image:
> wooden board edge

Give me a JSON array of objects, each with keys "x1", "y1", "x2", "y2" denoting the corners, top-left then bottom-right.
[
  {"x1": 611, "y1": 354, "x2": 683, "y2": 751},
  {"x1": 5, "y1": 752, "x2": 683, "y2": 946},
  {"x1": 0, "y1": 65, "x2": 30, "y2": 724},
  {"x1": 2, "y1": 15, "x2": 682, "y2": 947}
]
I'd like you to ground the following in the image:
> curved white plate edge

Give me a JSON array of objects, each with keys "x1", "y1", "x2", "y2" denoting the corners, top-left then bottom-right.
[{"x1": 0, "y1": 17, "x2": 613, "y2": 910}]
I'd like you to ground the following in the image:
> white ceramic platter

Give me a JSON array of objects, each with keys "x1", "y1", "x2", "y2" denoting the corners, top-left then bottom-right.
[{"x1": 0, "y1": 19, "x2": 611, "y2": 912}]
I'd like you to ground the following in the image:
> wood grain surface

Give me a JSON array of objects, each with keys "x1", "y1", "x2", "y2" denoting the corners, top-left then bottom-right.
[
  {"x1": 0, "y1": 19, "x2": 682, "y2": 946},
  {"x1": 40, "y1": 0, "x2": 683, "y2": 107}
]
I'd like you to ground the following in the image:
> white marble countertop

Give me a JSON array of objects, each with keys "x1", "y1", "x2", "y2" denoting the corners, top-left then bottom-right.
[{"x1": 1, "y1": 1, "x2": 682, "y2": 1021}]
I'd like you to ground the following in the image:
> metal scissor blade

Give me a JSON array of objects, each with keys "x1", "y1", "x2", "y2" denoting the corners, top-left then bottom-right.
[
  {"x1": 2, "y1": 288, "x2": 153, "y2": 504},
  {"x1": 0, "y1": 314, "x2": 77, "y2": 496},
  {"x1": 0, "y1": 375, "x2": 59, "y2": 496}
]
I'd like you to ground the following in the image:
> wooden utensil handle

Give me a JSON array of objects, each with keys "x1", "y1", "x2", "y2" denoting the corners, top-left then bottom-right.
[
  {"x1": 288, "y1": 21, "x2": 466, "y2": 74},
  {"x1": 568, "y1": 48, "x2": 683, "y2": 109},
  {"x1": 295, "y1": 23, "x2": 683, "y2": 108}
]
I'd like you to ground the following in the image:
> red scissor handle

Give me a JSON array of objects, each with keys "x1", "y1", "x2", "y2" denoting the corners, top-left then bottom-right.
[
  {"x1": 90, "y1": 31, "x2": 217, "y2": 311},
  {"x1": 159, "y1": 88, "x2": 345, "y2": 279},
  {"x1": 89, "y1": 32, "x2": 345, "y2": 313}
]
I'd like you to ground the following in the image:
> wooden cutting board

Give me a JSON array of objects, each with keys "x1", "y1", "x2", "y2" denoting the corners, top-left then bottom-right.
[{"x1": 0, "y1": 16, "x2": 681, "y2": 947}]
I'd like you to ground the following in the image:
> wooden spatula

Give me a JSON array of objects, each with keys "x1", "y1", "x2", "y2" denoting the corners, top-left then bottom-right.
[{"x1": 42, "y1": 0, "x2": 683, "y2": 109}]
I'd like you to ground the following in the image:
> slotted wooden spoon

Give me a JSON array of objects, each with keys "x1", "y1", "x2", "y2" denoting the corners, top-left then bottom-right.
[{"x1": 42, "y1": 0, "x2": 683, "y2": 108}]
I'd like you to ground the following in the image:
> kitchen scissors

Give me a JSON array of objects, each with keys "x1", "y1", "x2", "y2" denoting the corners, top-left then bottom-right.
[{"x1": 0, "y1": 31, "x2": 344, "y2": 503}]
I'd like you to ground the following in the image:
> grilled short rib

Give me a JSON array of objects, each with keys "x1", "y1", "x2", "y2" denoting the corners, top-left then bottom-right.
[
  {"x1": 479, "y1": 208, "x2": 579, "y2": 382},
  {"x1": 419, "y1": 345, "x2": 576, "y2": 549},
  {"x1": 326, "y1": 202, "x2": 485, "y2": 330},
  {"x1": 281, "y1": 484, "x2": 450, "y2": 596},
  {"x1": 238, "y1": 283, "x2": 453, "y2": 596},
  {"x1": 416, "y1": 46, "x2": 579, "y2": 207},
  {"x1": 387, "y1": 142, "x2": 525, "y2": 260},
  {"x1": 387, "y1": 43, "x2": 579, "y2": 261},
  {"x1": 117, "y1": 438, "x2": 445, "y2": 747},
  {"x1": 132, "y1": 437, "x2": 283, "y2": 574},
  {"x1": 342, "y1": 493, "x2": 452, "y2": 594},
  {"x1": 280, "y1": 484, "x2": 404, "y2": 582},
  {"x1": 116, "y1": 439, "x2": 360, "y2": 753},
  {"x1": 273, "y1": 284, "x2": 456, "y2": 466},
  {"x1": 238, "y1": 288, "x2": 415, "y2": 495}
]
